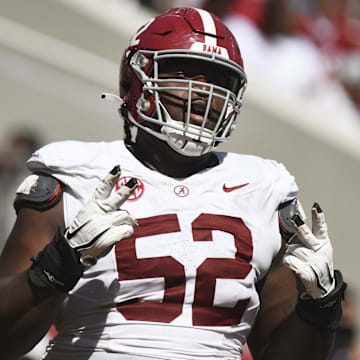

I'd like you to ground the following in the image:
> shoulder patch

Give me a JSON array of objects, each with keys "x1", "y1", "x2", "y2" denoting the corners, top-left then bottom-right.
[{"x1": 14, "y1": 174, "x2": 63, "y2": 213}]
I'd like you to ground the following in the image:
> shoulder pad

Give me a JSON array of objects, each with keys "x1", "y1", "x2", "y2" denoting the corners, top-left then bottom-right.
[
  {"x1": 14, "y1": 174, "x2": 63, "y2": 213},
  {"x1": 278, "y1": 199, "x2": 297, "y2": 241}
]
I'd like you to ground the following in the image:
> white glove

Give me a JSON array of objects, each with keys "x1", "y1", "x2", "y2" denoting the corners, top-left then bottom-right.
[
  {"x1": 283, "y1": 201, "x2": 335, "y2": 299},
  {"x1": 65, "y1": 165, "x2": 138, "y2": 266}
]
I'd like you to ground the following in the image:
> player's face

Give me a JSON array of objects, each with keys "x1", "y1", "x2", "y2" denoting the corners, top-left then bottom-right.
[{"x1": 157, "y1": 59, "x2": 240, "y2": 130}]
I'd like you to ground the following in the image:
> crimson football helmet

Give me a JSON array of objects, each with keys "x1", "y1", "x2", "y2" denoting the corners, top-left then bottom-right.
[{"x1": 119, "y1": 7, "x2": 247, "y2": 157}]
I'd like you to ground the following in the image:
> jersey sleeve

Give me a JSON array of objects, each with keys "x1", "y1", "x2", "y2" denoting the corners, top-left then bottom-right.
[
  {"x1": 266, "y1": 159, "x2": 299, "y2": 206},
  {"x1": 24, "y1": 140, "x2": 122, "y2": 226},
  {"x1": 25, "y1": 140, "x2": 111, "y2": 194},
  {"x1": 26, "y1": 140, "x2": 104, "y2": 175},
  {"x1": 261, "y1": 159, "x2": 299, "y2": 257}
]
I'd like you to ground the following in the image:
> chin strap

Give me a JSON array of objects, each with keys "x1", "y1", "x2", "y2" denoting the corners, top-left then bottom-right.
[{"x1": 158, "y1": 102, "x2": 214, "y2": 157}]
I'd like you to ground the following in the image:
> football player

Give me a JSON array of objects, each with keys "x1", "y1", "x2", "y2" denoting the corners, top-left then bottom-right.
[{"x1": 0, "y1": 7, "x2": 345, "y2": 360}]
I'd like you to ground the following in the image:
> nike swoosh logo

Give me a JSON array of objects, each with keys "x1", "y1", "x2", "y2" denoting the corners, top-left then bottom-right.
[{"x1": 223, "y1": 183, "x2": 249, "y2": 192}]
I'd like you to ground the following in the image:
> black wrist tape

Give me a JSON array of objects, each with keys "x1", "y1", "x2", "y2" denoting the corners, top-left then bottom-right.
[
  {"x1": 27, "y1": 227, "x2": 85, "y2": 292},
  {"x1": 295, "y1": 270, "x2": 347, "y2": 330}
]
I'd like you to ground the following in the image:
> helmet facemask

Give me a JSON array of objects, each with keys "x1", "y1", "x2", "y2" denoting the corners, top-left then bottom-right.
[{"x1": 127, "y1": 49, "x2": 247, "y2": 157}]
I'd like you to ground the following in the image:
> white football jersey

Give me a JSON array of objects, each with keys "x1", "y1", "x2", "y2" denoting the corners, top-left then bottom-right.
[{"x1": 27, "y1": 140, "x2": 298, "y2": 360}]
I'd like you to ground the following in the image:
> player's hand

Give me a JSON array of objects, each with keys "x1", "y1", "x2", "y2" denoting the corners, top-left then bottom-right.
[
  {"x1": 283, "y1": 202, "x2": 335, "y2": 299},
  {"x1": 65, "y1": 165, "x2": 138, "y2": 266}
]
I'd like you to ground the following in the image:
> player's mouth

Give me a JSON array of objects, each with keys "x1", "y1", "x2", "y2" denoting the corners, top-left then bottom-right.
[
  {"x1": 159, "y1": 93, "x2": 218, "y2": 130},
  {"x1": 189, "y1": 112, "x2": 205, "y2": 123},
  {"x1": 186, "y1": 100, "x2": 216, "y2": 129}
]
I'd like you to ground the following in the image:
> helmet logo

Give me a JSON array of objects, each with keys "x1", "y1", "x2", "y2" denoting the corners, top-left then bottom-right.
[
  {"x1": 202, "y1": 44, "x2": 222, "y2": 55},
  {"x1": 116, "y1": 177, "x2": 145, "y2": 200},
  {"x1": 191, "y1": 42, "x2": 229, "y2": 59}
]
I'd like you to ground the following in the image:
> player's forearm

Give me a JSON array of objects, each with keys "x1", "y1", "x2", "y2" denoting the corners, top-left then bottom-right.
[
  {"x1": 0, "y1": 271, "x2": 60, "y2": 321},
  {"x1": 261, "y1": 312, "x2": 334, "y2": 360},
  {"x1": 0, "y1": 272, "x2": 62, "y2": 359},
  {"x1": 2, "y1": 300, "x2": 60, "y2": 360}
]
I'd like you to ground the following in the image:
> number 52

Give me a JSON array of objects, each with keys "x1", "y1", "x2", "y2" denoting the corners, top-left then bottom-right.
[{"x1": 115, "y1": 213, "x2": 253, "y2": 326}]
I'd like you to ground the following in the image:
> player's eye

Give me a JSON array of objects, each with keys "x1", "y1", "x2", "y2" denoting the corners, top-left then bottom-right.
[{"x1": 158, "y1": 71, "x2": 185, "y2": 79}]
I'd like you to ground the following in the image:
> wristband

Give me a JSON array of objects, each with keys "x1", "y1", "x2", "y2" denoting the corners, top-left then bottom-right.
[
  {"x1": 295, "y1": 270, "x2": 347, "y2": 330},
  {"x1": 27, "y1": 227, "x2": 85, "y2": 292}
]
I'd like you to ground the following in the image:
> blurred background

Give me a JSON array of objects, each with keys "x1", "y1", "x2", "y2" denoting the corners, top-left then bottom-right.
[{"x1": 1, "y1": 0, "x2": 359, "y2": 359}]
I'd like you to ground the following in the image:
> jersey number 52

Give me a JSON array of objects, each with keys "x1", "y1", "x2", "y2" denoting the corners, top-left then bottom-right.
[{"x1": 115, "y1": 213, "x2": 253, "y2": 326}]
